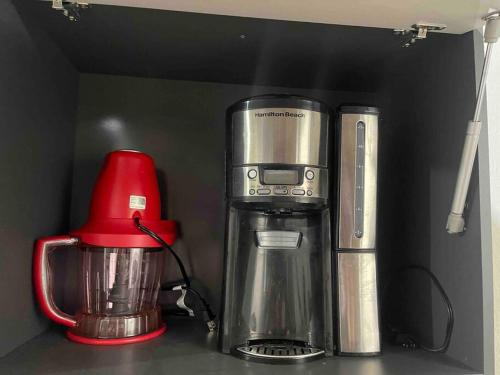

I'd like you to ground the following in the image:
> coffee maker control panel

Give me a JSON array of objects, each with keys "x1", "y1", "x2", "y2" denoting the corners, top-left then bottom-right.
[{"x1": 232, "y1": 166, "x2": 328, "y2": 200}]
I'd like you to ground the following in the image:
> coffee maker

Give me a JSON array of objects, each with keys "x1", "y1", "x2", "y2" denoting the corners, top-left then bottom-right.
[
  {"x1": 220, "y1": 95, "x2": 333, "y2": 362},
  {"x1": 335, "y1": 106, "x2": 381, "y2": 356}
]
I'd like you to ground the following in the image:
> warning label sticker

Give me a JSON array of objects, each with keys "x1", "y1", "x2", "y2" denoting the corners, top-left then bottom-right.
[{"x1": 129, "y1": 195, "x2": 146, "y2": 210}]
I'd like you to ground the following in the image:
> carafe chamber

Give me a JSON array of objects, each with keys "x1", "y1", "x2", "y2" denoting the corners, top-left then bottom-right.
[{"x1": 222, "y1": 208, "x2": 332, "y2": 361}]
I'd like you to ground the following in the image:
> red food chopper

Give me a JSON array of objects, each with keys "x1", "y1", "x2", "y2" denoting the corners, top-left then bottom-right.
[{"x1": 33, "y1": 150, "x2": 176, "y2": 345}]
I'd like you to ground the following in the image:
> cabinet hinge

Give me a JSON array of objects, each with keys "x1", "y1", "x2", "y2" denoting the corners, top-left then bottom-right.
[
  {"x1": 51, "y1": 0, "x2": 89, "y2": 21},
  {"x1": 393, "y1": 23, "x2": 447, "y2": 48}
]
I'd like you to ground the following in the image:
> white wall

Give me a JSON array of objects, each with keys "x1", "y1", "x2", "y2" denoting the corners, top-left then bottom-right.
[{"x1": 486, "y1": 41, "x2": 500, "y2": 375}]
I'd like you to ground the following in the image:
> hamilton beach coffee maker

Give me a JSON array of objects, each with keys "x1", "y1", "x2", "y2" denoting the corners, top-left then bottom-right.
[{"x1": 220, "y1": 95, "x2": 333, "y2": 362}]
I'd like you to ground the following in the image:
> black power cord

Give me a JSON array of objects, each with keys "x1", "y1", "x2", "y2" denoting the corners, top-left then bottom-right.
[
  {"x1": 134, "y1": 217, "x2": 191, "y2": 287},
  {"x1": 384, "y1": 265, "x2": 454, "y2": 353},
  {"x1": 134, "y1": 217, "x2": 216, "y2": 332}
]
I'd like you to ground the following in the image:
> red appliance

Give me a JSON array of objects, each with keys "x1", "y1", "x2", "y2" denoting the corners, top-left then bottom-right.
[{"x1": 34, "y1": 150, "x2": 176, "y2": 345}]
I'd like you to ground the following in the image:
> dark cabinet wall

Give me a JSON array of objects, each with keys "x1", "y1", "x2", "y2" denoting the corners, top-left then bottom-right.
[
  {"x1": 377, "y1": 31, "x2": 485, "y2": 371},
  {"x1": 0, "y1": 0, "x2": 78, "y2": 357},
  {"x1": 70, "y1": 73, "x2": 375, "y2": 311}
]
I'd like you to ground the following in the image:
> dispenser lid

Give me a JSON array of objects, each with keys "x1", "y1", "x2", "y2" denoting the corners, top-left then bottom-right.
[
  {"x1": 338, "y1": 105, "x2": 379, "y2": 115},
  {"x1": 228, "y1": 94, "x2": 331, "y2": 114}
]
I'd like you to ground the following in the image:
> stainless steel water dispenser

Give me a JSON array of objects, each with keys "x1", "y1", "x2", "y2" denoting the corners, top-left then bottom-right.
[
  {"x1": 220, "y1": 94, "x2": 334, "y2": 363},
  {"x1": 335, "y1": 105, "x2": 381, "y2": 356}
]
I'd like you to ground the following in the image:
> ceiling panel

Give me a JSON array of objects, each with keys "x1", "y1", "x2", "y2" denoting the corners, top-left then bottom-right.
[
  {"x1": 76, "y1": 0, "x2": 499, "y2": 34},
  {"x1": 17, "y1": 2, "x2": 461, "y2": 92}
]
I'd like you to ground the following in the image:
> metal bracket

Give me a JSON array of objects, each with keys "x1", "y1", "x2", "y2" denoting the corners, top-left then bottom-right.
[
  {"x1": 52, "y1": 0, "x2": 89, "y2": 21},
  {"x1": 483, "y1": 10, "x2": 500, "y2": 21},
  {"x1": 393, "y1": 23, "x2": 447, "y2": 48}
]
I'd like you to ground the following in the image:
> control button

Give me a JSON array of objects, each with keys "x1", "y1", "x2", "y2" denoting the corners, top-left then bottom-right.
[
  {"x1": 257, "y1": 188, "x2": 271, "y2": 195},
  {"x1": 249, "y1": 189, "x2": 255, "y2": 195},
  {"x1": 305, "y1": 170, "x2": 315, "y2": 180},
  {"x1": 274, "y1": 188, "x2": 288, "y2": 195},
  {"x1": 307, "y1": 190, "x2": 313, "y2": 196},
  {"x1": 247, "y1": 169, "x2": 257, "y2": 179},
  {"x1": 292, "y1": 189, "x2": 305, "y2": 196}
]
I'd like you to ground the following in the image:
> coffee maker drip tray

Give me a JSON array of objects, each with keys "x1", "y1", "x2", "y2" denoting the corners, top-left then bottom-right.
[{"x1": 235, "y1": 340, "x2": 324, "y2": 362}]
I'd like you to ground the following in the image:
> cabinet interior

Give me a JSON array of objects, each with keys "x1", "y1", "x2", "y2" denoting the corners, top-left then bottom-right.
[{"x1": 0, "y1": 1, "x2": 488, "y2": 374}]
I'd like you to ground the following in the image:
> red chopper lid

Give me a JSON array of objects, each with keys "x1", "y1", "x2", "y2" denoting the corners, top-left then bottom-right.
[{"x1": 71, "y1": 150, "x2": 176, "y2": 248}]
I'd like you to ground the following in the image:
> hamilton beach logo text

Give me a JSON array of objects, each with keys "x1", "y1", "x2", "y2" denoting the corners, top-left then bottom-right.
[{"x1": 254, "y1": 111, "x2": 305, "y2": 118}]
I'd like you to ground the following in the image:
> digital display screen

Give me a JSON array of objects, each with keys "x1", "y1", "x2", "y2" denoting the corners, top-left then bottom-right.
[{"x1": 262, "y1": 169, "x2": 299, "y2": 185}]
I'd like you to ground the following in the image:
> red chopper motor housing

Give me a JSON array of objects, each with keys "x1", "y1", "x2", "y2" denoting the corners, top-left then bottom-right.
[{"x1": 33, "y1": 150, "x2": 176, "y2": 345}]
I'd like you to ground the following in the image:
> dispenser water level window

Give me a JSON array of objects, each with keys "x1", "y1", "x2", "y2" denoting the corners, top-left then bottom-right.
[{"x1": 354, "y1": 121, "x2": 365, "y2": 238}]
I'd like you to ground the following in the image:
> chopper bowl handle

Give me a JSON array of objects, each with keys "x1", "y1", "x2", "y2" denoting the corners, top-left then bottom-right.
[{"x1": 33, "y1": 235, "x2": 79, "y2": 327}]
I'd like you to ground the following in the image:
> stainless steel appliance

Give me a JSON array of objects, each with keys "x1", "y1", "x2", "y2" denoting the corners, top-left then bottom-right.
[
  {"x1": 335, "y1": 106, "x2": 381, "y2": 356},
  {"x1": 220, "y1": 95, "x2": 334, "y2": 363}
]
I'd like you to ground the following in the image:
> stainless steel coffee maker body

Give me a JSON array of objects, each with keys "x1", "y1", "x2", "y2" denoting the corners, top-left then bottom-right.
[
  {"x1": 335, "y1": 106, "x2": 381, "y2": 356},
  {"x1": 220, "y1": 95, "x2": 333, "y2": 363}
]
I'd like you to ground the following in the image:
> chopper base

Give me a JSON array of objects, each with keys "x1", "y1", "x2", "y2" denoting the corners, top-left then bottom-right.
[{"x1": 66, "y1": 324, "x2": 166, "y2": 345}]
